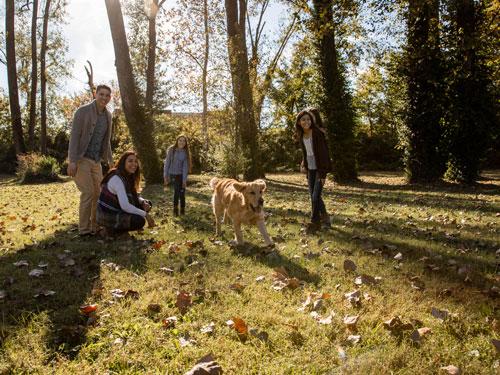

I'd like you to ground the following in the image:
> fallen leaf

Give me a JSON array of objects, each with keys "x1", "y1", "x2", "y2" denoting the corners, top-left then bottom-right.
[
  {"x1": 319, "y1": 312, "x2": 334, "y2": 325},
  {"x1": 344, "y1": 290, "x2": 361, "y2": 306},
  {"x1": 440, "y1": 365, "x2": 461, "y2": 375},
  {"x1": 162, "y1": 316, "x2": 177, "y2": 329},
  {"x1": 347, "y1": 335, "x2": 361, "y2": 345},
  {"x1": 337, "y1": 346, "x2": 347, "y2": 362},
  {"x1": 33, "y1": 289, "x2": 56, "y2": 298},
  {"x1": 152, "y1": 240, "x2": 166, "y2": 250},
  {"x1": 179, "y1": 334, "x2": 196, "y2": 347},
  {"x1": 255, "y1": 275, "x2": 265, "y2": 282},
  {"x1": 124, "y1": 289, "x2": 139, "y2": 299},
  {"x1": 110, "y1": 289, "x2": 125, "y2": 299},
  {"x1": 355, "y1": 274, "x2": 377, "y2": 285},
  {"x1": 37, "y1": 262, "x2": 49, "y2": 268},
  {"x1": 13, "y1": 260, "x2": 29, "y2": 267},
  {"x1": 343, "y1": 315, "x2": 359, "y2": 330},
  {"x1": 28, "y1": 269, "x2": 44, "y2": 277},
  {"x1": 200, "y1": 322, "x2": 215, "y2": 335},
  {"x1": 229, "y1": 283, "x2": 246, "y2": 293},
  {"x1": 184, "y1": 353, "x2": 222, "y2": 375},
  {"x1": 343, "y1": 259, "x2": 357, "y2": 272},
  {"x1": 0, "y1": 290, "x2": 7, "y2": 300},
  {"x1": 176, "y1": 291, "x2": 192, "y2": 314},
  {"x1": 249, "y1": 328, "x2": 269, "y2": 342},
  {"x1": 232, "y1": 317, "x2": 248, "y2": 336},
  {"x1": 431, "y1": 307, "x2": 449, "y2": 321},
  {"x1": 159, "y1": 267, "x2": 174, "y2": 275},
  {"x1": 79, "y1": 304, "x2": 98, "y2": 315},
  {"x1": 168, "y1": 243, "x2": 181, "y2": 253},
  {"x1": 394, "y1": 252, "x2": 403, "y2": 261},
  {"x1": 62, "y1": 258, "x2": 75, "y2": 267},
  {"x1": 383, "y1": 316, "x2": 413, "y2": 333}
]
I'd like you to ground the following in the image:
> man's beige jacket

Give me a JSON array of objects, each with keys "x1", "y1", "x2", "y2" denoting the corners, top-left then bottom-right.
[{"x1": 68, "y1": 100, "x2": 113, "y2": 165}]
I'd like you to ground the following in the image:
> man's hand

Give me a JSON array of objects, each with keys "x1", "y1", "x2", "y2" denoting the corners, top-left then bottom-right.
[
  {"x1": 320, "y1": 178, "x2": 326, "y2": 185},
  {"x1": 67, "y1": 162, "x2": 77, "y2": 177},
  {"x1": 145, "y1": 213, "x2": 155, "y2": 228},
  {"x1": 182, "y1": 181, "x2": 187, "y2": 189},
  {"x1": 164, "y1": 177, "x2": 170, "y2": 185}
]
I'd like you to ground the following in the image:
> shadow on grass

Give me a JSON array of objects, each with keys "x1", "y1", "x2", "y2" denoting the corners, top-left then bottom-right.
[{"x1": 0, "y1": 223, "x2": 151, "y2": 359}]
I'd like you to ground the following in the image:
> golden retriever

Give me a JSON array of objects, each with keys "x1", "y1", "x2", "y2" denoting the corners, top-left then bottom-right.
[{"x1": 209, "y1": 177, "x2": 273, "y2": 246}]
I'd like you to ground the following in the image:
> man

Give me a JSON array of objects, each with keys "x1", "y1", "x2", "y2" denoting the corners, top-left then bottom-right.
[{"x1": 67, "y1": 85, "x2": 113, "y2": 236}]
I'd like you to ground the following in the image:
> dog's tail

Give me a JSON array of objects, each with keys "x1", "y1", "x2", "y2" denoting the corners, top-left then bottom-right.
[{"x1": 209, "y1": 177, "x2": 219, "y2": 190}]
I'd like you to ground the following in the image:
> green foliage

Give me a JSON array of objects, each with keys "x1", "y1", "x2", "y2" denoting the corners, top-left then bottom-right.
[
  {"x1": 16, "y1": 153, "x2": 60, "y2": 183},
  {"x1": 403, "y1": 0, "x2": 446, "y2": 183},
  {"x1": 260, "y1": 127, "x2": 301, "y2": 172},
  {"x1": 442, "y1": 0, "x2": 499, "y2": 183}
]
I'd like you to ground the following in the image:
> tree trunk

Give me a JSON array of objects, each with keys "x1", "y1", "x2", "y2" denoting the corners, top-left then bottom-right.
[
  {"x1": 225, "y1": 0, "x2": 261, "y2": 180},
  {"x1": 40, "y1": 0, "x2": 51, "y2": 155},
  {"x1": 311, "y1": 0, "x2": 357, "y2": 182},
  {"x1": 445, "y1": 0, "x2": 494, "y2": 183},
  {"x1": 28, "y1": 0, "x2": 38, "y2": 151},
  {"x1": 145, "y1": 13, "x2": 156, "y2": 112},
  {"x1": 105, "y1": 0, "x2": 162, "y2": 183},
  {"x1": 405, "y1": 0, "x2": 444, "y2": 182},
  {"x1": 201, "y1": 0, "x2": 209, "y2": 152},
  {"x1": 5, "y1": 0, "x2": 26, "y2": 155}
]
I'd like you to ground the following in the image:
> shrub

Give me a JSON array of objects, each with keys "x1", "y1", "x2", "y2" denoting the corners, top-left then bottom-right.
[{"x1": 16, "y1": 153, "x2": 61, "y2": 184}]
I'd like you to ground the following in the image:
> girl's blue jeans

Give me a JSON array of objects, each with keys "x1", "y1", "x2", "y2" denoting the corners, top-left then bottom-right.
[
  {"x1": 307, "y1": 169, "x2": 327, "y2": 223},
  {"x1": 170, "y1": 174, "x2": 185, "y2": 209}
]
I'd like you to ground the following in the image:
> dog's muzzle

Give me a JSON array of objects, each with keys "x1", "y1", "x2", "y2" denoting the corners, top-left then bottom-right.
[{"x1": 251, "y1": 199, "x2": 264, "y2": 212}]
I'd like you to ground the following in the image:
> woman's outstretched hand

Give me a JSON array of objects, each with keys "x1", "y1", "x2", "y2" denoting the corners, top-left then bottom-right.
[
  {"x1": 142, "y1": 201, "x2": 152, "y2": 212},
  {"x1": 146, "y1": 213, "x2": 155, "y2": 228}
]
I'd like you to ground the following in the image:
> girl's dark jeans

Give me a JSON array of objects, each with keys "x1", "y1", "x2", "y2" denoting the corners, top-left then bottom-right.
[
  {"x1": 307, "y1": 169, "x2": 327, "y2": 223},
  {"x1": 170, "y1": 174, "x2": 185, "y2": 210}
]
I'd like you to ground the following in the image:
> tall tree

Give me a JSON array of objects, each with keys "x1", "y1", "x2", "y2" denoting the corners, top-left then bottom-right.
[
  {"x1": 247, "y1": 0, "x2": 297, "y2": 129},
  {"x1": 444, "y1": 0, "x2": 497, "y2": 183},
  {"x1": 225, "y1": 0, "x2": 261, "y2": 180},
  {"x1": 311, "y1": 0, "x2": 357, "y2": 182},
  {"x1": 405, "y1": 0, "x2": 444, "y2": 182},
  {"x1": 144, "y1": 0, "x2": 166, "y2": 113},
  {"x1": 28, "y1": 0, "x2": 38, "y2": 151},
  {"x1": 105, "y1": 0, "x2": 162, "y2": 183},
  {"x1": 5, "y1": 0, "x2": 26, "y2": 154},
  {"x1": 40, "y1": 0, "x2": 51, "y2": 154}
]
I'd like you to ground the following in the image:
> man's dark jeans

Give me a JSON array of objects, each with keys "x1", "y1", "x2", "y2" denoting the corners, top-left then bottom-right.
[
  {"x1": 307, "y1": 169, "x2": 327, "y2": 223},
  {"x1": 170, "y1": 174, "x2": 185, "y2": 210}
]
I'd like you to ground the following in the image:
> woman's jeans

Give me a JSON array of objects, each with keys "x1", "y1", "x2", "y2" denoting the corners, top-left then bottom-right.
[
  {"x1": 307, "y1": 169, "x2": 327, "y2": 223},
  {"x1": 170, "y1": 174, "x2": 185, "y2": 210}
]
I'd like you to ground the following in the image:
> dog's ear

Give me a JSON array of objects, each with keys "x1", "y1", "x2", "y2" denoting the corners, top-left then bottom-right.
[
  {"x1": 254, "y1": 179, "x2": 266, "y2": 192},
  {"x1": 233, "y1": 182, "x2": 246, "y2": 192}
]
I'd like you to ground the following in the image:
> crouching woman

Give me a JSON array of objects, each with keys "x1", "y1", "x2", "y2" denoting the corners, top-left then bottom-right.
[{"x1": 97, "y1": 151, "x2": 155, "y2": 234}]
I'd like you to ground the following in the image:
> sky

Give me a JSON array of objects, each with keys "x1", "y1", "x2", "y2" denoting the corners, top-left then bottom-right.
[{"x1": 0, "y1": 0, "x2": 290, "y2": 102}]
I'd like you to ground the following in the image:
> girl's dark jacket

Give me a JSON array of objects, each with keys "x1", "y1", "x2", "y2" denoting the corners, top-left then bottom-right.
[{"x1": 300, "y1": 127, "x2": 332, "y2": 179}]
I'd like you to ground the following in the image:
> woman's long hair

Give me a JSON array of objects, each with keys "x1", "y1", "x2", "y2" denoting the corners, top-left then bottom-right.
[
  {"x1": 294, "y1": 109, "x2": 317, "y2": 142},
  {"x1": 101, "y1": 151, "x2": 141, "y2": 194},
  {"x1": 168, "y1": 134, "x2": 192, "y2": 173}
]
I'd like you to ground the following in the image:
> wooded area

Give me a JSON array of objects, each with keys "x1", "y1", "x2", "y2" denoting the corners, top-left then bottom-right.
[{"x1": 0, "y1": 0, "x2": 498, "y2": 183}]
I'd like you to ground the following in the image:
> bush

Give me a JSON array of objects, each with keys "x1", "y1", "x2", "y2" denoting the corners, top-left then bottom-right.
[{"x1": 16, "y1": 153, "x2": 61, "y2": 184}]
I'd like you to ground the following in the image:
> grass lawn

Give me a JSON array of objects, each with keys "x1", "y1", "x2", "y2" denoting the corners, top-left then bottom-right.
[{"x1": 0, "y1": 171, "x2": 499, "y2": 374}]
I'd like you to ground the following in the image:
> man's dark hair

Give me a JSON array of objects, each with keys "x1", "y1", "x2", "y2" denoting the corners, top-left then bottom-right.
[{"x1": 96, "y1": 84, "x2": 112, "y2": 94}]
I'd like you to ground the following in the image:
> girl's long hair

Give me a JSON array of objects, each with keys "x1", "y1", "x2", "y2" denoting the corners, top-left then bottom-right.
[
  {"x1": 101, "y1": 151, "x2": 141, "y2": 194},
  {"x1": 169, "y1": 134, "x2": 192, "y2": 173},
  {"x1": 294, "y1": 109, "x2": 317, "y2": 142}
]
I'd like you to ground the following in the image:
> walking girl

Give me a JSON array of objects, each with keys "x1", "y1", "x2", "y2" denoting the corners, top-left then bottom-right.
[
  {"x1": 163, "y1": 135, "x2": 192, "y2": 216},
  {"x1": 295, "y1": 109, "x2": 332, "y2": 233}
]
